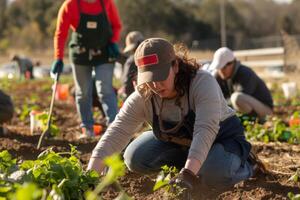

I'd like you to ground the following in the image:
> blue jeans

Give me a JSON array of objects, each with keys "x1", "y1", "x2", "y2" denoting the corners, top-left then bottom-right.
[
  {"x1": 72, "y1": 63, "x2": 118, "y2": 129},
  {"x1": 123, "y1": 131, "x2": 253, "y2": 190}
]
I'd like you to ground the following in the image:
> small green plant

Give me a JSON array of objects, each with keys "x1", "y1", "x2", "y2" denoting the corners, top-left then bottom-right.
[
  {"x1": 85, "y1": 154, "x2": 132, "y2": 200},
  {"x1": 153, "y1": 165, "x2": 183, "y2": 199},
  {"x1": 243, "y1": 116, "x2": 300, "y2": 144},
  {"x1": 0, "y1": 146, "x2": 99, "y2": 200},
  {"x1": 17, "y1": 104, "x2": 39, "y2": 121},
  {"x1": 0, "y1": 150, "x2": 17, "y2": 175},
  {"x1": 153, "y1": 165, "x2": 178, "y2": 191},
  {"x1": 287, "y1": 169, "x2": 300, "y2": 200},
  {"x1": 288, "y1": 168, "x2": 300, "y2": 183},
  {"x1": 288, "y1": 192, "x2": 300, "y2": 200},
  {"x1": 36, "y1": 112, "x2": 59, "y2": 137}
]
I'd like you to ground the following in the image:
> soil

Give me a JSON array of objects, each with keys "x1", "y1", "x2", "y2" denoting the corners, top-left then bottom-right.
[{"x1": 1, "y1": 79, "x2": 299, "y2": 199}]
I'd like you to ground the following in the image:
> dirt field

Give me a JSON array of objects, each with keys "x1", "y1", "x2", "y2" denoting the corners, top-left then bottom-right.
[
  {"x1": 0, "y1": 77, "x2": 300, "y2": 199},
  {"x1": 1, "y1": 76, "x2": 300, "y2": 199}
]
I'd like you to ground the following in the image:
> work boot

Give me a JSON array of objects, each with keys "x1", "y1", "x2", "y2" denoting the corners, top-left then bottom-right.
[
  {"x1": 248, "y1": 150, "x2": 268, "y2": 177},
  {"x1": 78, "y1": 127, "x2": 95, "y2": 139}
]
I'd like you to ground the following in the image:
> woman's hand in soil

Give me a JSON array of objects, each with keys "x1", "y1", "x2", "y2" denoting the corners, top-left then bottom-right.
[
  {"x1": 87, "y1": 157, "x2": 106, "y2": 175},
  {"x1": 170, "y1": 168, "x2": 201, "y2": 200}
]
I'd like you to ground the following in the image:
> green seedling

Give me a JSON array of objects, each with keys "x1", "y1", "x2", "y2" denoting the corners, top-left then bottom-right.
[
  {"x1": 85, "y1": 154, "x2": 132, "y2": 200},
  {"x1": 153, "y1": 165, "x2": 184, "y2": 199},
  {"x1": 18, "y1": 104, "x2": 39, "y2": 122},
  {"x1": 289, "y1": 169, "x2": 300, "y2": 183},
  {"x1": 0, "y1": 150, "x2": 17, "y2": 175},
  {"x1": 288, "y1": 192, "x2": 300, "y2": 200},
  {"x1": 36, "y1": 112, "x2": 59, "y2": 137},
  {"x1": 153, "y1": 165, "x2": 178, "y2": 191}
]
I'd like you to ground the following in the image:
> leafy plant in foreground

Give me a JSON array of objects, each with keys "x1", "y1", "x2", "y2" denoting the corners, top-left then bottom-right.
[
  {"x1": 153, "y1": 165, "x2": 178, "y2": 191},
  {"x1": 152, "y1": 165, "x2": 182, "y2": 199},
  {"x1": 85, "y1": 154, "x2": 132, "y2": 200},
  {"x1": 0, "y1": 146, "x2": 100, "y2": 200},
  {"x1": 288, "y1": 192, "x2": 300, "y2": 200},
  {"x1": 0, "y1": 148, "x2": 132, "y2": 200}
]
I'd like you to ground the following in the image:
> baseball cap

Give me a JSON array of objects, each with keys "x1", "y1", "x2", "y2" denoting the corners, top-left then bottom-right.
[
  {"x1": 134, "y1": 38, "x2": 176, "y2": 86},
  {"x1": 123, "y1": 31, "x2": 144, "y2": 53},
  {"x1": 209, "y1": 47, "x2": 235, "y2": 70}
]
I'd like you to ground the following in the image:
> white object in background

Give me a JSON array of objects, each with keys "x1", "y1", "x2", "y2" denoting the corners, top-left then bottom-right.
[
  {"x1": 29, "y1": 110, "x2": 44, "y2": 135},
  {"x1": 281, "y1": 82, "x2": 297, "y2": 99},
  {"x1": 113, "y1": 62, "x2": 123, "y2": 80}
]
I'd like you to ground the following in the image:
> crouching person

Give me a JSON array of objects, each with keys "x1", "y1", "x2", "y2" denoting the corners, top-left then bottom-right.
[
  {"x1": 209, "y1": 47, "x2": 273, "y2": 121},
  {"x1": 87, "y1": 38, "x2": 256, "y2": 196},
  {"x1": 0, "y1": 90, "x2": 14, "y2": 134}
]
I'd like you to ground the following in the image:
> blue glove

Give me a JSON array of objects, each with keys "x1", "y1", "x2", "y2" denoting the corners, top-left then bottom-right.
[
  {"x1": 107, "y1": 43, "x2": 120, "y2": 60},
  {"x1": 51, "y1": 59, "x2": 64, "y2": 74}
]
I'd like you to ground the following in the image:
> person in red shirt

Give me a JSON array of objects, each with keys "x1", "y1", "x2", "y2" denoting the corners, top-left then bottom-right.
[{"x1": 51, "y1": 0, "x2": 122, "y2": 138}]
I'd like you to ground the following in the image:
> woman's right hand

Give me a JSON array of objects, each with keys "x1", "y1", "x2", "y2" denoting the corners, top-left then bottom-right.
[{"x1": 87, "y1": 157, "x2": 106, "y2": 175}]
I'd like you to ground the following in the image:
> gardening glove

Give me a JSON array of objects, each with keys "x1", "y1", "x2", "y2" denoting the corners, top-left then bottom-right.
[
  {"x1": 107, "y1": 42, "x2": 120, "y2": 61},
  {"x1": 169, "y1": 168, "x2": 200, "y2": 200},
  {"x1": 50, "y1": 59, "x2": 64, "y2": 78}
]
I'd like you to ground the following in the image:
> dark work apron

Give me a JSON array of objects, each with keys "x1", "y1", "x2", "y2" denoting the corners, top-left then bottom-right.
[
  {"x1": 69, "y1": 0, "x2": 113, "y2": 66},
  {"x1": 151, "y1": 95, "x2": 251, "y2": 164}
]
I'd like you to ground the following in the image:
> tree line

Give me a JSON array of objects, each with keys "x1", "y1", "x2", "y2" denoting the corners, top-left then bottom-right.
[{"x1": 0, "y1": 0, "x2": 300, "y2": 52}]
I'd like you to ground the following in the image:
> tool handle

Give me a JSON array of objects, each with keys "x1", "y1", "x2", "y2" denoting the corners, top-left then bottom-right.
[{"x1": 37, "y1": 73, "x2": 60, "y2": 149}]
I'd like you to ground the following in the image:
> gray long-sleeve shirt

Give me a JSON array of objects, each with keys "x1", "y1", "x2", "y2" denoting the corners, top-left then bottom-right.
[{"x1": 92, "y1": 70, "x2": 235, "y2": 166}]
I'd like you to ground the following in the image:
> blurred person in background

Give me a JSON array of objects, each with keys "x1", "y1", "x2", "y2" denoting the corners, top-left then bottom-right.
[
  {"x1": 209, "y1": 47, "x2": 273, "y2": 122},
  {"x1": 118, "y1": 31, "x2": 144, "y2": 99},
  {"x1": 0, "y1": 90, "x2": 14, "y2": 135},
  {"x1": 11, "y1": 54, "x2": 34, "y2": 80},
  {"x1": 87, "y1": 38, "x2": 264, "y2": 198},
  {"x1": 51, "y1": 0, "x2": 122, "y2": 138}
]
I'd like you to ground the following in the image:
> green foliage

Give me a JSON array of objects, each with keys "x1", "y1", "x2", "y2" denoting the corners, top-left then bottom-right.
[
  {"x1": 115, "y1": 0, "x2": 212, "y2": 44},
  {"x1": 289, "y1": 169, "x2": 300, "y2": 183},
  {"x1": 288, "y1": 192, "x2": 300, "y2": 200},
  {"x1": 36, "y1": 112, "x2": 59, "y2": 137},
  {"x1": 0, "y1": 149, "x2": 132, "y2": 200},
  {"x1": 153, "y1": 165, "x2": 178, "y2": 191},
  {"x1": 85, "y1": 154, "x2": 131, "y2": 200},
  {"x1": 243, "y1": 115, "x2": 300, "y2": 144},
  {"x1": 9, "y1": 183, "x2": 44, "y2": 200},
  {"x1": 2, "y1": 0, "x2": 300, "y2": 50},
  {"x1": 0, "y1": 147, "x2": 100, "y2": 200},
  {"x1": 17, "y1": 104, "x2": 39, "y2": 122},
  {"x1": 0, "y1": 150, "x2": 17, "y2": 175}
]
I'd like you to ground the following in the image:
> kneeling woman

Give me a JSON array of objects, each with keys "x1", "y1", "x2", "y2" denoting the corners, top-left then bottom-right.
[{"x1": 88, "y1": 38, "x2": 254, "y2": 192}]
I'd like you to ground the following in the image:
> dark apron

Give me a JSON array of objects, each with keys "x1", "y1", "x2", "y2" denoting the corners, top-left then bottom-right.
[
  {"x1": 69, "y1": 0, "x2": 113, "y2": 66},
  {"x1": 151, "y1": 96, "x2": 251, "y2": 164}
]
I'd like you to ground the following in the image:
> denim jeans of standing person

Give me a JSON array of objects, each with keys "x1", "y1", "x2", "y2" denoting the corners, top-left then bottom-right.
[
  {"x1": 123, "y1": 131, "x2": 253, "y2": 190},
  {"x1": 72, "y1": 63, "x2": 118, "y2": 130}
]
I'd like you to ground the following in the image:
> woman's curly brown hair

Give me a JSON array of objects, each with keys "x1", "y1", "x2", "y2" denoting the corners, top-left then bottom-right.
[
  {"x1": 137, "y1": 43, "x2": 201, "y2": 101},
  {"x1": 173, "y1": 43, "x2": 200, "y2": 99}
]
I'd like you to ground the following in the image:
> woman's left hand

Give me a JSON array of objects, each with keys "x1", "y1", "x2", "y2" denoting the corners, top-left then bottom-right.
[{"x1": 169, "y1": 168, "x2": 201, "y2": 200}]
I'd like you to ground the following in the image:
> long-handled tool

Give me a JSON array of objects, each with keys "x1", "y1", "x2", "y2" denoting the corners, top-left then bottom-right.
[{"x1": 37, "y1": 73, "x2": 60, "y2": 149}]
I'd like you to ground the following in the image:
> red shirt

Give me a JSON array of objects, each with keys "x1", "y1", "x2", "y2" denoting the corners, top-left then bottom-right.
[{"x1": 54, "y1": 0, "x2": 122, "y2": 59}]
